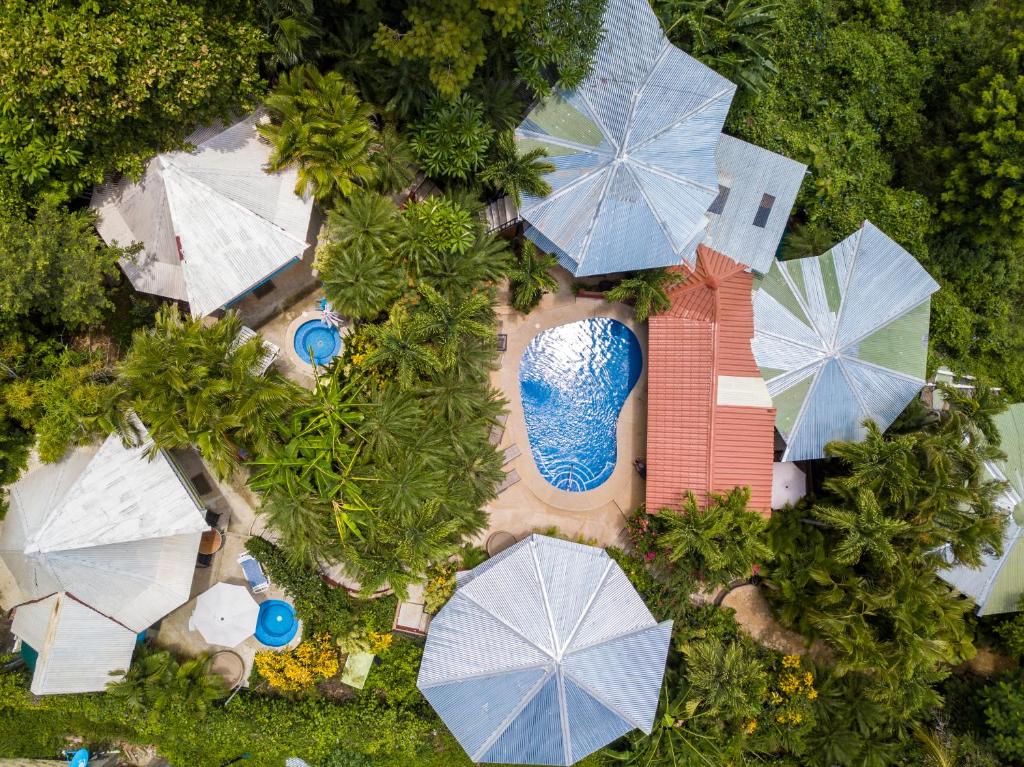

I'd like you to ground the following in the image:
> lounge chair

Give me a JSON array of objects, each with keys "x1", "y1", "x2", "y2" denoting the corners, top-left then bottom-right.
[
  {"x1": 501, "y1": 444, "x2": 520, "y2": 465},
  {"x1": 238, "y1": 553, "x2": 270, "y2": 594},
  {"x1": 496, "y1": 469, "x2": 520, "y2": 495},
  {"x1": 489, "y1": 413, "x2": 509, "y2": 447}
]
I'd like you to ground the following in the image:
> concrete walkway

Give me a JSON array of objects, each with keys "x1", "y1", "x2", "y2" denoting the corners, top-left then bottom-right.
[
  {"x1": 479, "y1": 269, "x2": 645, "y2": 548},
  {"x1": 153, "y1": 450, "x2": 293, "y2": 685}
]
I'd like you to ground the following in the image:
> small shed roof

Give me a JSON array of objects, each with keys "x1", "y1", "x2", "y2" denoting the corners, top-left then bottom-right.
[
  {"x1": 12, "y1": 593, "x2": 137, "y2": 695},
  {"x1": 752, "y1": 221, "x2": 939, "y2": 461},
  {"x1": 91, "y1": 111, "x2": 314, "y2": 317},
  {"x1": 516, "y1": 0, "x2": 735, "y2": 276},
  {"x1": 646, "y1": 246, "x2": 775, "y2": 514},
  {"x1": 939, "y1": 404, "x2": 1024, "y2": 616},
  {"x1": 418, "y1": 534, "x2": 671, "y2": 766},
  {"x1": 702, "y1": 135, "x2": 807, "y2": 275}
]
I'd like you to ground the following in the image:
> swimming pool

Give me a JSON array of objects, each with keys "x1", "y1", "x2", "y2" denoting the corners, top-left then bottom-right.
[
  {"x1": 519, "y1": 318, "x2": 643, "y2": 492},
  {"x1": 293, "y1": 319, "x2": 342, "y2": 365}
]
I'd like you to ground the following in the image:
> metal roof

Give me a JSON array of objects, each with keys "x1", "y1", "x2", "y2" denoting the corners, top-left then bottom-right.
[
  {"x1": 939, "y1": 404, "x2": 1024, "y2": 615},
  {"x1": 418, "y1": 534, "x2": 672, "y2": 766},
  {"x1": 1, "y1": 430, "x2": 207, "y2": 636},
  {"x1": 12, "y1": 593, "x2": 137, "y2": 695},
  {"x1": 751, "y1": 221, "x2": 939, "y2": 461},
  {"x1": 646, "y1": 246, "x2": 775, "y2": 513},
  {"x1": 515, "y1": 0, "x2": 735, "y2": 277},
  {"x1": 91, "y1": 111, "x2": 314, "y2": 317},
  {"x1": 702, "y1": 135, "x2": 807, "y2": 275}
]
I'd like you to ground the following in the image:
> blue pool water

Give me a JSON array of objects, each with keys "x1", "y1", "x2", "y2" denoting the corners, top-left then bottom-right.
[
  {"x1": 293, "y1": 319, "x2": 342, "y2": 365},
  {"x1": 519, "y1": 318, "x2": 643, "y2": 492}
]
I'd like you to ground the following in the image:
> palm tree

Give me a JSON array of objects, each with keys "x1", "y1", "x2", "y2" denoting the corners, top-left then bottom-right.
[
  {"x1": 605, "y1": 268, "x2": 686, "y2": 322},
  {"x1": 508, "y1": 242, "x2": 560, "y2": 313},
  {"x1": 479, "y1": 132, "x2": 554, "y2": 206},
  {"x1": 603, "y1": 672, "x2": 725, "y2": 766},
  {"x1": 422, "y1": 231, "x2": 512, "y2": 298},
  {"x1": 360, "y1": 307, "x2": 441, "y2": 389},
  {"x1": 248, "y1": 364, "x2": 371, "y2": 562},
  {"x1": 356, "y1": 388, "x2": 424, "y2": 462},
  {"x1": 811, "y1": 489, "x2": 912, "y2": 568},
  {"x1": 370, "y1": 123, "x2": 414, "y2": 194},
  {"x1": 660, "y1": 0, "x2": 782, "y2": 92},
  {"x1": 105, "y1": 308, "x2": 297, "y2": 478},
  {"x1": 320, "y1": 189, "x2": 401, "y2": 257},
  {"x1": 340, "y1": 497, "x2": 467, "y2": 598},
  {"x1": 259, "y1": 0, "x2": 321, "y2": 72},
  {"x1": 107, "y1": 648, "x2": 225, "y2": 720},
  {"x1": 655, "y1": 488, "x2": 773, "y2": 591},
  {"x1": 258, "y1": 64, "x2": 378, "y2": 203},
  {"x1": 320, "y1": 246, "x2": 402, "y2": 321},
  {"x1": 412, "y1": 283, "x2": 495, "y2": 369}
]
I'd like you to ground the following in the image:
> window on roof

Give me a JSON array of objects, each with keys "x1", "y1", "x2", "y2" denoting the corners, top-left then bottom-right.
[
  {"x1": 708, "y1": 185, "x2": 730, "y2": 215},
  {"x1": 753, "y1": 193, "x2": 776, "y2": 228}
]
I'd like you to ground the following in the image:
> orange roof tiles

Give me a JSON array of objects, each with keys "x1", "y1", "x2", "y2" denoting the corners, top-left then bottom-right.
[{"x1": 646, "y1": 245, "x2": 775, "y2": 515}]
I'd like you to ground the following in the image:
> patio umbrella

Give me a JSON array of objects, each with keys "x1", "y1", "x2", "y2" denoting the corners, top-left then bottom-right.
[
  {"x1": 752, "y1": 220, "x2": 940, "y2": 461},
  {"x1": 513, "y1": 0, "x2": 736, "y2": 276},
  {"x1": 417, "y1": 534, "x2": 672, "y2": 766},
  {"x1": 191, "y1": 582, "x2": 260, "y2": 648}
]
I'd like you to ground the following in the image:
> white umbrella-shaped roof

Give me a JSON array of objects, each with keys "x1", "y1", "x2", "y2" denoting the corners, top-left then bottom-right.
[
  {"x1": 91, "y1": 111, "x2": 314, "y2": 317},
  {"x1": 191, "y1": 582, "x2": 259, "y2": 648},
  {"x1": 515, "y1": 0, "x2": 735, "y2": 276},
  {"x1": 417, "y1": 535, "x2": 672, "y2": 766},
  {"x1": 752, "y1": 221, "x2": 939, "y2": 461},
  {"x1": 0, "y1": 430, "x2": 208, "y2": 629}
]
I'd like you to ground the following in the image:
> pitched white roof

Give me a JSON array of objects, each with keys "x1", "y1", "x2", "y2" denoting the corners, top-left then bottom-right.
[
  {"x1": 0, "y1": 431, "x2": 207, "y2": 632},
  {"x1": 91, "y1": 111, "x2": 314, "y2": 317},
  {"x1": 12, "y1": 593, "x2": 137, "y2": 695}
]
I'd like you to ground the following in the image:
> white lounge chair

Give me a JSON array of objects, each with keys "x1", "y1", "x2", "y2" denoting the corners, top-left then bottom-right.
[{"x1": 238, "y1": 553, "x2": 270, "y2": 594}]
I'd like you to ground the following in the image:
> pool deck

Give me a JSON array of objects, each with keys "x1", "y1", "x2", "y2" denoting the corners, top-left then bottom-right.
[
  {"x1": 252, "y1": 287, "x2": 327, "y2": 389},
  {"x1": 480, "y1": 270, "x2": 646, "y2": 548}
]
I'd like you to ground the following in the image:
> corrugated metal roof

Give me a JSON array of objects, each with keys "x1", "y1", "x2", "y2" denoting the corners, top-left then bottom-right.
[
  {"x1": 752, "y1": 221, "x2": 939, "y2": 461},
  {"x1": 514, "y1": 0, "x2": 736, "y2": 277},
  {"x1": 0, "y1": 429, "x2": 207, "y2": 635},
  {"x1": 12, "y1": 593, "x2": 137, "y2": 695},
  {"x1": 418, "y1": 534, "x2": 672, "y2": 766},
  {"x1": 939, "y1": 404, "x2": 1024, "y2": 615},
  {"x1": 91, "y1": 110, "x2": 314, "y2": 317},
  {"x1": 646, "y1": 246, "x2": 775, "y2": 514},
  {"x1": 702, "y1": 135, "x2": 806, "y2": 275}
]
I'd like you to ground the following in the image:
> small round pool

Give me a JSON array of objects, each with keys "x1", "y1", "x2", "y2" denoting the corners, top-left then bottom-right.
[
  {"x1": 293, "y1": 319, "x2": 342, "y2": 365},
  {"x1": 255, "y1": 600, "x2": 298, "y2": 647}
]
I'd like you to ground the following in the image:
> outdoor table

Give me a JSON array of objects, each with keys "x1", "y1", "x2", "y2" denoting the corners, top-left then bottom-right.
[{"x1": 199, "y1": 528, "x2": 223, "y2": 555}]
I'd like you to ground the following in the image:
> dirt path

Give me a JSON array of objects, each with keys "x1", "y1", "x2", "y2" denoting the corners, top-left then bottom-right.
[
  {"x1": 963, "y1": 647, "x2": 1017, "y2": 676},
  {"x1": 719, "y1": 584, "x2": 833, "y2": 663}
]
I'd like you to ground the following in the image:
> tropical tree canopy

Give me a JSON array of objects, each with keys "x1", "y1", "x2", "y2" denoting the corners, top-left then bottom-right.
[
  {"x1": 479, "y1": 132, "x2": 554, "y2": 206},
  {"x1": 605, "y1": 268, "x2": 686, "y2": 323},
  {"x1": 259, "y1": 65, "x2": 378, "y2": 203},
  {"x1": 508, "y1": 242, "x2": 560, "y2": 314},
  {"x1": 105, "y1": 308, "x2": 298, "y2": 479}
]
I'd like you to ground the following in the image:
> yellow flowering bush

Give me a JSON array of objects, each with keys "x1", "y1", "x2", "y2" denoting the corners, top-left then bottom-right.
[
  {"x1": 423, "y1": 561, "x2": 457, "y2": 614},
  {"x1": 255, "y1": 633, "x2": 340, "y2": 693},
  {"x1": 368, "y1": 630, "x2": 393, "y2": 654},
  {"x1": 760, "y1": 654, "x2": 816, "y2": 738}
]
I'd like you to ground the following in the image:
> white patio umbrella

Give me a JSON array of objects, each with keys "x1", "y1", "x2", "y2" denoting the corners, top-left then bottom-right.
[{"x1": 190, "y1": 582, "x2": 260, "y2": 647}]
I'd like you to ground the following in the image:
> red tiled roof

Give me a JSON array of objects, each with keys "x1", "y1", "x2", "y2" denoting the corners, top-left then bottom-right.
[{"x1": 646, "y1": 245, "x2": 775, "y2": 515}]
